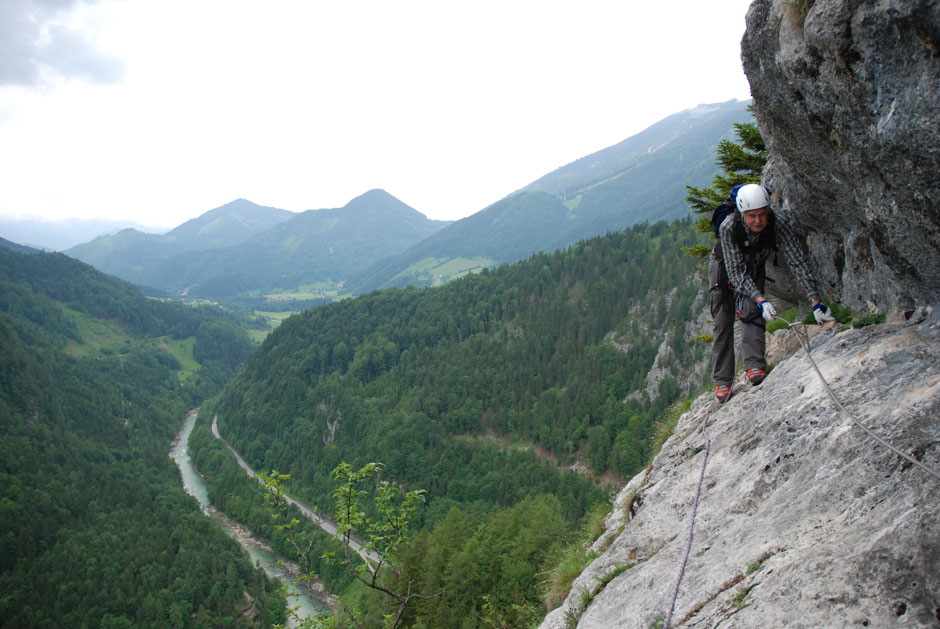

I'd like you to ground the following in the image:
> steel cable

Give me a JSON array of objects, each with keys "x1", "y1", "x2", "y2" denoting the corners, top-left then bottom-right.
[
  {"x1": 781, "y1": 317, "x2": 940, "y2": 483},
  {"x1": 662, "y1": 315, "x2": 939, "y2": 627}
]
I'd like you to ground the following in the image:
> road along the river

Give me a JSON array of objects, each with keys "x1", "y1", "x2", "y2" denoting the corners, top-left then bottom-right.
[
  {"x1": 211, "y1": 414, "x2": 381, "y2": 565},
  {"x1": 171, "y1": 409, "x2": 328, "y2": 624}
]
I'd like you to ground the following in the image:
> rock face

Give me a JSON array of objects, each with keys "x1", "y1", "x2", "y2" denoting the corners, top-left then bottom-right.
[
  {"x1": 741, "y1": 0, "x2": 940, "y2": 313},
  {"x1": 540, "y1": 2, "x2": 940, "y2": 626},
  {"x1": 540, "y1": 312, "x2": 940, "y2": 628}
]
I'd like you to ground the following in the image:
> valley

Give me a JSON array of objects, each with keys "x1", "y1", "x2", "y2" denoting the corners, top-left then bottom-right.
[
  {"x1": 0, "y1": 99, "x2": 743, "y2": 628},
  {"x1": 3, "y1": 0, "x2": 938, "y2": 624},
  {"x1": 185, "y1": 218, "x2": 712, "y2": 626},
  {"x1": 170, "y1": 410, "x2": 328, "y2": 625}
]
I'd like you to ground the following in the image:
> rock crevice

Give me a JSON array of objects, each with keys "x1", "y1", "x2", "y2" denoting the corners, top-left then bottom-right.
[{"x1": 742, "y1": 0, "x2": 940, "y2": 312}]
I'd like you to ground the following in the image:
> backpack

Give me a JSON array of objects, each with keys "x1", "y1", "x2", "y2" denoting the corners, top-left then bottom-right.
[{"x1": 710, "y1": 184, "x2": 745, "y2": 236}]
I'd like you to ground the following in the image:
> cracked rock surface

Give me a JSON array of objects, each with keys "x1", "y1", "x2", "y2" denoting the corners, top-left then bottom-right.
[
  {"x1": 742, "y1": 0, "x2": 940, "y2": 312},
  {"x1": 541, "y1": 311, "x2": 940, "y2": 628}
]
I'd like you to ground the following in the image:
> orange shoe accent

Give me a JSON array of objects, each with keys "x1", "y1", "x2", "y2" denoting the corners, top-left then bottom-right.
[
  {"x1": 716, "y1": 384, "x2": 733, "y2": 403},
  {"x1": 746, "y1": 369, "x2": 767, "y2": 385}
]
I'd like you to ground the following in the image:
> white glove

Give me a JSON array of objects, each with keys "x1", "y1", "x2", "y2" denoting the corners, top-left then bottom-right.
[
  {"x1": 813, "y1": 302, "x2": 835, "y2": 325},
  {"x1": 758, "y1": 299, "x2": 777, "y2": 322}
]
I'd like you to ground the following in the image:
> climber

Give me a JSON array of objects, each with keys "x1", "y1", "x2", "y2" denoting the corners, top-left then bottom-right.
[{"x1": 709, "y1": 183, "x2": 834, "y2": 403}]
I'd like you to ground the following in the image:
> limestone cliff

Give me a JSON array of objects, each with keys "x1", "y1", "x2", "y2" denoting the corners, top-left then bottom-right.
[
  {"x1": 541, "y1": 313, "x2": 940, "y2": 628},
  {"x1": 742, "y1": 0, "x2": 940, "y2": 313},
  {"x1": 540, "y1": 1, "x2": 940, "y2": 626}
]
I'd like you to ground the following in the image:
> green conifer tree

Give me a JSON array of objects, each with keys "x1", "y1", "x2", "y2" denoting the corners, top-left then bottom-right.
[{"x1": 684, "y1": 106, "x2": 767, "y2": 257}]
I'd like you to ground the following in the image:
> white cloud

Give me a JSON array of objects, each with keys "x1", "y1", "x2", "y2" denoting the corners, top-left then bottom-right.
[
  {"x1": 0, "y1": 0, "x2": 124, "y2": 86},
  {"x1": 0, "y1": 0, "x2": 753, "y2": 227}
]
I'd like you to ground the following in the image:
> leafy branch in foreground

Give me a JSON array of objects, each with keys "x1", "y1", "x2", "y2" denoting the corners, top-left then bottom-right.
[
  {"x1": 259, "y1": 470, "x2": 333, "y2": 628},
  {"x1": 328, "y1": 462, "x2": 441, "y2": 628},
  {"x1": 259, "y1": 470, "x2": 319, "y2": 578},
  {"x1": 261, "y1": 462, "x2": 440, "y2": 629}
]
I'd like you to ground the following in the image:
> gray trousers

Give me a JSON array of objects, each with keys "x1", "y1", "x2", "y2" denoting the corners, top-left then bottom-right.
[{"x1": 708, "y1": 256, "x2": 766, "y2": 387}]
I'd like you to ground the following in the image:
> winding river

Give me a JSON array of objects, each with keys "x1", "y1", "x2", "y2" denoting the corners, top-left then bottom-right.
[{"x1": 170, "y1": 410, "x2": 325, "y2": 625}]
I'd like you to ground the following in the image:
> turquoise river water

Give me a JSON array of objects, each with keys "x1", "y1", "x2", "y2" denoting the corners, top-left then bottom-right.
[{"x1": 170, "y1": 410, "x2": 325, "y2": 625}]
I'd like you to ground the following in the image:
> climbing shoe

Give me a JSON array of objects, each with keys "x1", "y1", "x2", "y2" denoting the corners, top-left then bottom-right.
[
  {"x1": 747, "y1": 368, "x2": 767, "y2": 386},
  {"x1": 715, "y1": 384, "x2": 733, "y2": 404}
]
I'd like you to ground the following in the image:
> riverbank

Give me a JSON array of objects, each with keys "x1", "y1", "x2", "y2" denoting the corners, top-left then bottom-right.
[
  {"x1": 170, "y1": 409, "x2": 338, "y2": 622},
  {"x1": 206, "y1": 504, "x2": 340, "y2": 611}
]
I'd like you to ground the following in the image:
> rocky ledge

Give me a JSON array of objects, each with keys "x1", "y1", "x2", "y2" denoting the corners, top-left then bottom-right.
[{"x1": 541, "y1": 309, "x2": 940, "y2": 628}]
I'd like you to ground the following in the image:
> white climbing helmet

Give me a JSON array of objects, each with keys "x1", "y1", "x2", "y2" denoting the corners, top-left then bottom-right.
[{"x1": 735, "y1": 184, "x2": 771, "y2": 212}]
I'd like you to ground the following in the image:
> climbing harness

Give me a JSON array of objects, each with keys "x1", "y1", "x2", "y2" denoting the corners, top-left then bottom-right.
[{"x1": 662, "y1": 315, "x2": 940, "y2": 627}]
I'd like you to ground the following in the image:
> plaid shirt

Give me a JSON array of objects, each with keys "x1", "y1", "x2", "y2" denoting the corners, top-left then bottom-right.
[{"x1": 718, "y1": 210, "x2": 821, "y2": 304}]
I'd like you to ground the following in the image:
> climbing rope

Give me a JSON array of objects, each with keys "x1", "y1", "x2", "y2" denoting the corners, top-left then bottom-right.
[
  {"x1": 780, "y1": 316, "x2": 940, "y2": 483},
  {"x1": 662, "y1": 315, "x2": 940, "y2": 627},
  {"x1": 663, "y1": 411, "x2": 711, "y2": 628}
]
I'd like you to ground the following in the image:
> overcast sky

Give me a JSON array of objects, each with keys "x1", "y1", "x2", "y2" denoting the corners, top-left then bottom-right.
[{"x1": 0, "y1": 0, "x2": 754, "y2": 228}]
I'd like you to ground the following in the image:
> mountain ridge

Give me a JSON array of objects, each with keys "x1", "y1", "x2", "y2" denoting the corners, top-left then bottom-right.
[
  {"x1": 55, "y1": 100, "x2": 752, "y2": 302},
  {"x1": 522, "y1": 101, "x2": 747, "y2": 199},
  {"x1": 0, "y1": 216, "x2": 165, "y2": 251},
  {"x1": 147, "y1": 189, "x2": 450, "y2": 297},
  {"x1": 65, "y1": 189, "x2": 447, "y2": 299},
  {"x1": 64, "y1": 198, "x2": 295, "y2": 285},
  {"x1": 163, "y1": 198, "x2": 295, "y2": 247},
  {"x1": 348, "y1": 99, "x2": 753, "y2": 293}
]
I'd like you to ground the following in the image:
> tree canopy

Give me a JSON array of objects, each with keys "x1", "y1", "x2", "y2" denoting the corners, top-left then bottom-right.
[
  {"x1": 0, "y1": 247, "x2": 280, "y2": 628},
  {"x1": 195, "y1": 219, "x2": 712, "y2": 626}
]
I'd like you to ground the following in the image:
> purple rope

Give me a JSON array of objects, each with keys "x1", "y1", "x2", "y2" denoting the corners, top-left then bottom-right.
[{"x1": 664, "y1": 413, "x2": 711, "y2": 627}]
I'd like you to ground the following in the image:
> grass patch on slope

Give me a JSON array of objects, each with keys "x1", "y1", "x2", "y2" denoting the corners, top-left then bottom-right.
[
  {"x1": 65, "y1": 311, "x2": 133, "y2": 358},
  {"x1": 160, "y1": 336, "x2": 199, "y2": 381},
  {"x1": 540, "y1": 501, "x2": 612, "y2": 611}
]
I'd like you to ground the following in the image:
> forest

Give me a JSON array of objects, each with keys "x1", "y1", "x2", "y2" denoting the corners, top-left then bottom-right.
[
  {"x1": 195, "y1": 217, "x2": 711, "y2": 626},
  {"x1": 0, "y1": 212, "x2": 711, "y2": 627},
  {"x1": 0, "y1": 247, "x2": 284, "y2": 628}
]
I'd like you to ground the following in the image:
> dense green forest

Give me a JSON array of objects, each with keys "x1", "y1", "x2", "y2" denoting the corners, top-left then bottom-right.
[
  {"x1": 0, "y1": 247, "x2": 284, "y2": 627},
  {"x1": 0, "y1": 214, "x2": 712, "y2": 627},
  {"x1": 199, "y1": 218, "x2": 711, "y2": 626}
]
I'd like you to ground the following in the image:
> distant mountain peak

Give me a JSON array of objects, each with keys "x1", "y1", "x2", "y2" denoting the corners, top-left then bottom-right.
[
  {"x1": 162, "y1": 200, "x2": 295, "y2": 246},
  {"x1": 348, "y1": 99, "x2": 755, "y2": 294}
]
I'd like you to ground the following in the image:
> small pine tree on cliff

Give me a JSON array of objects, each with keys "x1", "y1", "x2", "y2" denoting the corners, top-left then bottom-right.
[{"x1": 684, "y1": 106, "x2": 767, "y2": 258}]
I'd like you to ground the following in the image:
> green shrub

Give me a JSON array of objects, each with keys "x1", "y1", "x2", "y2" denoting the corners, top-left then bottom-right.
[
  {"x1": 541, "y1": 502, "x2": 611, "y2": 610},
  {"x1": 852, "y1": 312, "x2": 886, "y2": 328}
]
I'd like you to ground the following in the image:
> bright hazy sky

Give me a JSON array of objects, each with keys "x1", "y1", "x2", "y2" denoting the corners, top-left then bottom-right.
[{"x1": 0, "y1": 0, "x2": 754, "y2": 228}]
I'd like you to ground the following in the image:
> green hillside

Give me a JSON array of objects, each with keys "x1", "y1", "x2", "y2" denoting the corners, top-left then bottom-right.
[
  {"x1": 142, "y1": 189, "x2": 449, "y2": 299},
  {"x1": 348, "y1": 191, "x2": 570, "y2": 291},
  {"x1": 65, "y1": 199, "x2": 295, "y2": 286},
  {"x1": 164, "y1": 198, "x2": 296, "y2": 247},
  {"x1": 349, "y1": 100, "x2": 752, "y2": 293},
  {"x1": 0, "y1": 247, "x2": 284, "y2": 627},
  {"x1": 66, "y1": 190, "x2": 448, "y2": 306},
  {"x1": 0, "y1": 236, "x2": 40, "y2": 255},
  {"x1": 201, "y1": 218, "x2": 710, "y2": 626}
]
